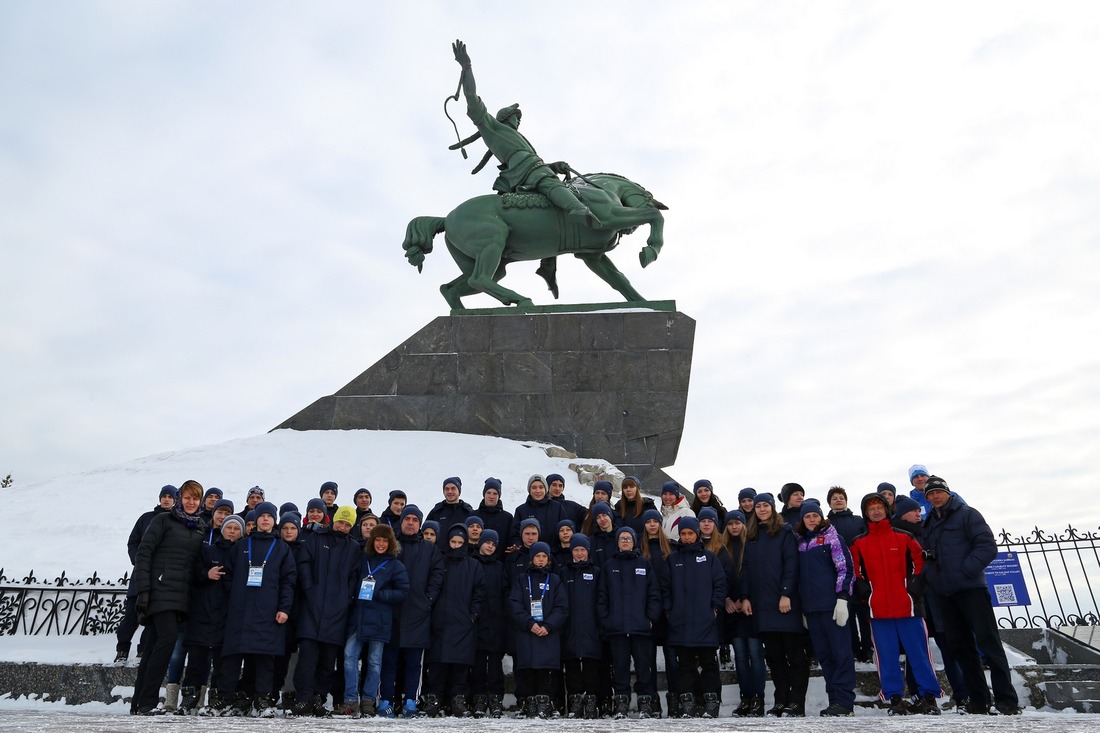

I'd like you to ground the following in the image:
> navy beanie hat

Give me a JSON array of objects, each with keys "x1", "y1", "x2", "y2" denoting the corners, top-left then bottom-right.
[
  {"x1": 480, "y1": 529, "x2": 499, "y2": 545},
  {"x1": 593, "y1": 480, "x2": 613, "y2": 497},
  {"x1": 616, "y1": 526, "x2": 638, "y2": 545},
  {"x1": 738, "y1": 487, "x2": 757, "y2": 502},
  {"x1": 530, "y1": 541, "x2": 552, "y2": 559},
  {"x1": 546, "y1": 473, "x2": 565, "y2": 487},
  {"x1": 159, "y1": 484, "x2": 177, "y2": 499},
  {"x1": 520, "y1": 517, "x2": 542, "y2": 533},
  {"x1": 212, "y1": 498, "x2": 235, "y2": 515},
  {"x1": 320, "y1": 481, "x2": 338, "y2": 497},
  {"x1": 641, "y1": 508, "x2": 662, "y2": 525},
  {"x1": 483, "y1": 477, "x2": 502, "y2": 495},
  {"x1": 678, "y1": 516, "x2": 701, "y2": 536},
  {"x1": 754, "y1": 492, "x2": 776, "y2": 509},
  {"x1": 660, "y1": 481, "x2": 681, "y2": 498},
  {"x1": 245, "y1": 509, "x2": 258, "y2": 524},
  {"x1": 306, "y1": 497, "x2": 326, "y2": 514},
  {"x1": 400, "y1": 504, "x2": 424, "y2": 524},
  {"x1": 279, "y1": 501, "x2": 299, "y2": 515},
  {"x1": 447, "y1": 522, "x2": 468, "y2": 541},
  {"x1": 254, "y1": 501, "x2": 278, "y2": 520},
  {"x1": 557, "y1": 519, "x2": 576, "y2": 532},
  {"x1": 465, "y1": 515, "x2": 484, "y2": 528},
  {"x1": 279, "y1": 512, "x2": 301, "y2": 529},
  {"x1": 592, "y1": 501, "x2": 613, "y2": 518},
  {"x1": 799, "y1": 500, "x2": 824, "y2": 521},
  {"x1": 877, "y1": 482, "x2": 897, "y2": 495},
  {"x1": 443, "y1": 476, "x2": 462, "y2": 493},
  {"x1": 893, "y1": 496, "x2": 922, "y2": 517},
  {"x1": 389, "y1": 489, "x2": 407, "y2": 502},
  {"x1": 570, "y1": 534, "x2": 591, "y2": 550},
  {"x1": 422, "y1": 519, "x2": 441, "y2": 535},
  {"x1": 354, "y1": 488, "x2": 371, "y2": 501},
  {"x1": 698, "y1": 507, "x2": 719, "y2": 523},
  {"x1": 203, "y1": 487, "x2": 223, "y2": 502},
  {"x1": 693, "y1": 479, "x2": 713, "y2": 491},
  {"x1": 726, "y1": 509, "x2": 747, "y2": 525}
]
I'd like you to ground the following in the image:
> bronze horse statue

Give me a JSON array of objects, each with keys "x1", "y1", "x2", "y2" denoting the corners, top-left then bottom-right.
[{"x1": 402, "y1": 173, "x2": 667, "y2": 309}]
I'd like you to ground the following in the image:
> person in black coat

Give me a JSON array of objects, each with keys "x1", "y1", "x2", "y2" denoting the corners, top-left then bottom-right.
[
  {"x1": 378, "y1": 490, "x2": 406, "y2": 531},
  {"x1": 349, "y1": 488, "x2": 375, "y2": 542},
  {"x1": 560, "y1": 534, "x2": 602, "y2": 719},
  {"x1": 510, "y1": 474, "x2": 568, "y2": 547},
  {"x1": 585, "y1": 502, "x2": 619, "y2": 567},
  {"x1": 380, "y1": 505, "x2": 445, "y2": 718},
  {"x1": 471, "y1": 530, "x2": 508, "y2": 717},
  {"x1": 293, "y1": 505, "x2": 361, "y2": 716},
  {"x1": 825, "y1": 486, "x2": 872, "y2": 664},
  {"x1": 319, "y1": 481, "x2": 340, "y2": 521},
  {"x1": 598, "y1": 527, "x2": 661, "y2": 719},
  {"x1": 425, "y1": 476, "x2": 474, "y2": 545},
  {"x1": 505, "y1": 518, "x2": 544, "y2": 587},
  {"x1": 272, "y1": 513, "x2": 303, "y2": 706},
  {"x1": 130, "y1": 480, "x2": 206, "y2": 715},
  {"x1": 547, "y1": 473, "x2": 587, "y2": 527},
  {"x1": 614, "y1": 476, "x2": 658, "y2": 536},
  {"x1": 690, "y1": 479, "x2": 728, "y2": 526},
  {"x1": 663, "y1": 516, "x2": 726, "y2": 718},
  {"x1": 552, "y1": 519, "x2": 577, "y2": 569},
  {"x1": 216, "y1": 502, "x2": 297, "y2": 717},
  {"x1": 178, "y1": 514, "x2": 243, "y2": 714},
  {"x1": 476, "y1": 478, "x2": 513, "y2": 560},
  {"x1": 115, "y1": 485, "x2": 176, "y2": 665},
  {"x1": 422, "y1": 524, "x2": 486, "y2": 717},
  {"x1": 509, "y1": 542, "x2": 569, "y2": 719}
]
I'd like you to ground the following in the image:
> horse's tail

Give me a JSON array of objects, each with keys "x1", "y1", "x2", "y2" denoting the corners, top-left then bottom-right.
[{"x1": 402, "y1": 216, "x2": 446, "y2": 272}]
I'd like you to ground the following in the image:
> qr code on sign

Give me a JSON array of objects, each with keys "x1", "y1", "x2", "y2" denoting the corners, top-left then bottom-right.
[{"x1": 994, "y1": 584, "x2": 1017, "y2": 604}]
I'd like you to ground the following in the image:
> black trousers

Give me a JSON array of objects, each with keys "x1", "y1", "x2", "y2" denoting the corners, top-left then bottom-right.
[
  {"x1": 181, "y1": 644, "x2": 222, "y2": 689},
  {"x1": 609, "y1": 635, "x2": 654, "y2": 697},
  {"x1": 472, "y1": 650, "x2": 505, "y2": 696},
  {"x1": 294, "y1": 639, "x2": 339, "y2": 701},
  {"x1": 131, "y1": 610, "x2": 180, "y2": 711},
  {"x1": 220, "y1": 653, "x2": 275, "y2": 698},
  {"x1": 424, "y1": 662, "x2": 471, "y2": 698},
  {"x1": 564, "y1": 658, "x2": 600, "y2": 696},
  {"x1": 675, "y1": 646, "x2": 720, "y2": 697},
  {"x1": 933, "y1": 589, "x2": 1018, "y2": 708},
  {"x1": 759, "y1": 632, "x2": 809, "y2": 706}
]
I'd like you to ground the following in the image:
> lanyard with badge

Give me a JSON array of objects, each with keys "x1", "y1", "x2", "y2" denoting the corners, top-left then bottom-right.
[
  {"x1": 360, "y1": 559, "x2": 388, "y2": 601},
  {"x1": 246, "y1": 537, "x2": 275, "y2": 587},
  {"x1": 527, "y1": 573, "x2": 550, "y2": 622}
]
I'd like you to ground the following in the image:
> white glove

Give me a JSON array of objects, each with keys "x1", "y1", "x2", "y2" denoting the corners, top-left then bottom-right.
[{"x1": 833, "y1": 598, "x2": 849, "y2": 627}]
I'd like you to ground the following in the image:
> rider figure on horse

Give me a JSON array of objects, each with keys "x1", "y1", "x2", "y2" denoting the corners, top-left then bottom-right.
[{"x1": 452, "y1": 40, "x2": 602, "y2": 229}]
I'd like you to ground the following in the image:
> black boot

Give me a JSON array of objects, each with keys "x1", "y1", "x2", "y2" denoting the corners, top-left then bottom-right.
[
  {"x1": 175, "y1": 686, "x2": 199, "y2": 715},
  {"x1": 535, "y1": 695, "x2": 551, "y2": 719},
  {"x1": 702, "y1": 692, "x2": 721, "y2": 718},
  {"x1": 472, "y1": 694, "x2": 489, "y2": 718},
  {"x1": 524, "y1": 695, "x2": 538, "y2": 719},
  {"x1": 783, "y1": 701, "x2": 806, "y2": 717},
  {"x1": 311, "y1": 694, "x2": 331, "y2": 718},
  {"x1": 613, "y1": 694, "x2": 630, "y2": 720},
  {"x1": 748, "y1": 695, "x2": 766, "y2": 717},
  {"x1": 254, "y1": 694, "x2": 277, "y2": 718},
  {"x1": 767, "y1": 698, "x2": 786, "y2": 717},
  {"x1": 420, "y1": 693, "x2": 442, "y2": 718},
  {"x1": 488, "y1": 694, "x2": 504, "y2": 718},
  {"x1": 666, "y1": 691, "x2": 681, "y2": 719},
  {"x1": 583, "y1": 694, "x2": 599, "y2": 719},
  {"x1": 637, "y1": 695, "x2": 654, "y2": 719},
  {"x1": 113, "y1": 644, "x2": 130, "y2": 665},
  {"x1": 279, "y1": 691, "x2": 296, "y2": 711},
  {"x1": 568, "y1": 693, "x2": 585, "y2": 719},
  {"x1": 734, "y1": 696, "x2": 751, "y2": 717},
  {"x1": 450, "y1": 695, "x2": 470, "y2": 717},
  {"x1": 679, "y1": 693, "x2": 696, "y2": 718}
]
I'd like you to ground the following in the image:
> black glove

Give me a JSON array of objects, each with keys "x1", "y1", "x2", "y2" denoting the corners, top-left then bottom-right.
[{"x1": 135, "y1": 591, "x2": 149, "y2": 617}]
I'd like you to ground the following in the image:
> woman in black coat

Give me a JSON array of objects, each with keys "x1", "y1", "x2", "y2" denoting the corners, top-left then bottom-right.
[
  {"x1": 131, "y1": 480, "x2": 206, "y2": 715},
  {"x1": 614, "y1": 476, "x2": 658, "y2": 536},
  {"x1": 509, "y1": 542, "x2": 569, "y2": 719}
]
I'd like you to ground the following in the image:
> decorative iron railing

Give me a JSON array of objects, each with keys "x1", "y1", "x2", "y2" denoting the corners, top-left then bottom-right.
[
  {"x1": 0, "y1": 569, "x2": 130, "y2": 636},
  {"x1": 993, "y1": 525, "x2": 1100, "y2": 629}
]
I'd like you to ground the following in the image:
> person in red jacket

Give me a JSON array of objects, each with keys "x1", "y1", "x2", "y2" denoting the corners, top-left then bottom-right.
[{"x1": 849, "y1": 493, "x2": 941, "y2": 716}]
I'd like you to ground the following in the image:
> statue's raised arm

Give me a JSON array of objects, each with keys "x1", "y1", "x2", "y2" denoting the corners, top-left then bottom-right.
[{"x1": 449, "y1": 39, "x2": 600, "y2": 228}]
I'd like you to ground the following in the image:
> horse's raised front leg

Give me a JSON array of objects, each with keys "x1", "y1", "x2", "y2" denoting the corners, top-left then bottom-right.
[
  {"x1": 589, "y1": 204, "x2": 665, "y2": 267},
  {"x1": 575, "y1": 252, "x2": 644, "y2": 302}
]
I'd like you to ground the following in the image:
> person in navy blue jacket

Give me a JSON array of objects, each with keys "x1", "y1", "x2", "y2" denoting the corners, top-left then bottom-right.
[
  {"x1": 663, "y1": 516, "x2": 726, "y2": 718},
  {"x1": 510, "y1": 475, "x2": 568, "y2": 547},
  {"x1": 509, "y1": 541, "x2": 569, "y2": 719},
  {"x1": 547, "y1": 473, "x2": 587, "y2": 527},
  {"x1": 342, "y1": 523, "x2": 409, "y2": 719},
  {"x1": 272, "y1": 513, "x2": 303, "y2": 708},
  {"x1": 598, "y1": 527, "x2": 662, "y2": 719},
  {"x1": 215, "y1": 501, "x2": 297, "y2": 717},
  {"x1": 380, "y1": 505, "x2": 445, "y2": 719},
  {"x1": 294, "y1": 505, "x2": 361, "y2": 717},
  {"x1": 560, "y1": 534, "x2": 602, "y2": 719},
  {"x1": 475, "y1": 478, "x2": 513, "y2": 560},
  {"x1": 425, "y1": 477, "x2": 474, "y2": 545},
  {"x1": 740, "y1": 493, "x2": 807, "y2": 717},
  {"x1": 723, "y1": 510, "x2": 765, "y2": 717},
  {"x1": 471, "y1": 530, "x2": 508, "y2": 718},
  {"x1": 614, "y1": 476, "x2": 658, "y2": 536},
  {"x1": 584, "y1": 501, "x2": 619, "y2": 567}
]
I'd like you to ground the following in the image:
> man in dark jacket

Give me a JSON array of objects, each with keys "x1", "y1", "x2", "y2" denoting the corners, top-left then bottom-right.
[
  {"x1": 426, "y1": 477, "x2": 474, "y2": 544},
  {"x1": 921, "y1": 476, "x2": 1020, "y2": 715},
  {"x1": 476, "y1": 478, "x2": 513, "y2": 560},
  {"x1": 548, "y1": 473, "x2": 587, "y2": 527},
  {"x1": 511, "y1": 474, "x2": 568, "y2": 547}
]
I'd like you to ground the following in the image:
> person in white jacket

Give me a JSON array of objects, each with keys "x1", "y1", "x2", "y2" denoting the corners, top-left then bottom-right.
[{"x1": 659, "y1": 482, "x2": 695, "y2": 538}]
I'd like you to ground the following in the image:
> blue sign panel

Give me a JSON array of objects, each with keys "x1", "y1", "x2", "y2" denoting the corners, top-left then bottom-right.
[{"x1": 984, "y1": 551, "x2": 1031, "y2": 607}]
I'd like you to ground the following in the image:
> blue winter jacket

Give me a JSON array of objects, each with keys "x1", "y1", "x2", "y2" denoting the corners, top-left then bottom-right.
[
  {"x1": 184, "y1": 536, "x2": 236, "y2": 647},
  {"x1": 348, "y1": 551, "x2": 409, "y2": 644},
  {"x1": 920, "y1": 494, "x2": 996, "y2": 596},
  {"x1": 295, "y1": 526, "x2": 361, "y2": 645},
  {"x1": 598, "y1": 550, "x2": 661, "y2": 637},
  {"x1": 663, "y1": 541, "x2": 727, "y2": 647},
  {"x1": 221, "y1": 531, "x2": 297, "y2": 656},
  {"x1": 511, "y1": 495, "x2": 568, "y2": 546},
  {"x1": 796, "y1": 524, "x2": 854, "y2": 613},
  {"x1": 393, "y1": 532, "x2": 445, "y2": 649},
  {"x1": 560, "y1": 560, "x2": 602, "y2": 660},
  {"x1": 509, "y1": 564, "x2": 569, "y2": 670},
  {"x1": 429, "y1": 546, "x2": 486, "y2": 665},
  {"x1": 739, "y1": 526, "x2": 803, "y2": 634},
  {"x1": 475, "y1": 553, "x2": 509, "y2": 653}
]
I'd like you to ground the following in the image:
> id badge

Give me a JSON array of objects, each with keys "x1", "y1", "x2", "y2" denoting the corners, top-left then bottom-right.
[
  {"x1": 247, "y1": 566, "x2": 264, "y2": 587},
  {"x1": 359, "y1": 577, "x2": 377, "y2": 601},
  {"x1": 530, "y1": 600, "x2": 544, "y2": 621}
]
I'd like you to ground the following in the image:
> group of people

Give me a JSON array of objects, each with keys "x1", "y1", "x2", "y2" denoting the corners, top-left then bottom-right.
[{"x1": 121, "y1": 465, "x2": 1019, "y2": 719}]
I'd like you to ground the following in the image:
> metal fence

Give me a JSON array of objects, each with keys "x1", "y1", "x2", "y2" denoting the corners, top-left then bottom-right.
[
  {"x1": 993, "y1": 525, "x2": 1100, "y2": 629},
  {"x1": 0, "y1": 569, "x2": 128, "y2": 636}
]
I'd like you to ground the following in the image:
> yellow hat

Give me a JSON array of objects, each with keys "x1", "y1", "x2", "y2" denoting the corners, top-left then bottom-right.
[{"x1": 333, "y1": 506, "x2": 356, "y2": 526}]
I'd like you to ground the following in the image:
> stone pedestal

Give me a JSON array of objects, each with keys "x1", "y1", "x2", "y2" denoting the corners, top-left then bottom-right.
[{"x1": 275, "y1": 304, "x2": 695, "y2": 493}]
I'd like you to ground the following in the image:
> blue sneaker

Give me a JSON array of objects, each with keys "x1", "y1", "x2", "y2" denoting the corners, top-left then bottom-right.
[
  {"x1": 402, "y1": 699, "x2": 420, "y2": 719},
  {"x1": 376, "y1": 700, "x2": 396, "y2": 719}
]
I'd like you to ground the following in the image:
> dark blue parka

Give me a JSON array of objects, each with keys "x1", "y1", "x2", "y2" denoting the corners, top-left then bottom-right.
[
  {"x1": 393, "y1": 531, "x2": 445, "y2": 649},
  {"x1": 348, "y1": 550, "x2": 410, "y2": 643},
  {"x1": 511, "y1": 495, "x2": 568, "y2": 546},
  {"x1": 663, "y1": 541, "x2": 727, "y2": 647},
  {"x1": 587, "y1": 528, "x2": 618, "y2": 568},
  {"x1": 614, "y1": 497, "x2": 659, "y2": 536},
  {"x1": 425, "y1": 500, "x2": 474, "y2": 544},
  {"x1": 221, "y1": 531, "x2": 297, "y2": 656},
  {"x1": 598, "y1": 549, "x2": 661, "y2": 636},
  {"x1": 476, "y1": 500, "x2": 514, "y2": 559},
  {"x1": 509, "y1": 563, "x2": 569, "y2": 670},
  {"x1": 560, "y1": 560, "x2": 602, "y2": 659},
  {"x1": 475, "y1": 552, "x2": 509, "y2": 653},
  {"x1": 739, "y1": 525, "x2": 803, "y2": 634},
  {"x1": 553, "y1": 495, "x2": 588, "y2": 528},
  {"x1": 921, "y1": 494, "x2": 997, "y2": 596},
  {"x1": 184, "y1": 536, "x2": 237, "y2": 647},
  {"x1": 429, "y1": 546, "x2": 486, "y2": 665},
  {"x1": 295, "y1": 526, "x2": 361, "y2": 646}
]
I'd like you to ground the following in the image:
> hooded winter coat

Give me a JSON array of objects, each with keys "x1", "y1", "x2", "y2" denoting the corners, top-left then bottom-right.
[
  {"x1": 511, "y1": 494, "x2": 568, "y2": 546},
  {"x1": 221, "y1": 531, "x2": 297, "y2": 656},
  {"x1": 560, "y1": 559, "x2": 602, "y2": 659},
  {"x1": 509, "y1": 561, "x2": 569, "y2": 670},
  {"x1": 295, "y1": 526, "x2": 361, "y2": 646},
  {"x1": 660, "y1": 496, "x2": 695, "y2": 537},
  {"x1": 849, "y1": 519, "x2": 925, "y2": 619},
  {"x1": 425, "y1": 499, "x2": 474, "y2": 543},
  {"x1": 598, "y1": 549, "x2": 661, "y2": 636},
  {"x1": 476, "y1": 499, "x2": 514, "y2": 558},
  {"x1": 429, "y1": 545, "x2": 486, "y2": 665},
  {"x1": 739, "y1": 525, "x2": 803, "y2": 634},
  {"x1": 796, "y1": 524, "x2": 854, "y2": 613},
  {"x1": 475, "y1": 552, "x2": 509, "y2": 653},
  {"x1": 132, "y1": 508, "x2": 206, "y2": 617},
  {"x1": 184, "y1": 536, "x2": 237, "y2": 647},
  {"x1": 393, "y1": 531, "x2": 445, "y2": 649},
  {"x1": 663, "y1": 540, "x2": 727, "y2": 647}
]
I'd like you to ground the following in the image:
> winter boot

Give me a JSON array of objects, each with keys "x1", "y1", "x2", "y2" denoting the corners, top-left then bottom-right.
[
  {"x1": 311, "y1": 694, "x2": 331, "y2": 718},
  {"x1": 334, "y1": 699, "x2": 360, "y2": 718},
  {"x1": 488, "y1": 694, "x2": 504, "y2": 718},
  {"x1": 175, "y1": 686, "x2": 199, "y2": 715},
  {"x1": 254, "y1": 694, "x2": 277, "y2": 718},
  {"x1": 376, "y1": 699, "x2": 396, "y2": 718},
  {"x1": 567, "y1": 693, "x2": 585, "y2": 719},
  {"x1": 420, "y1": 693, "x2": 442, "y2": 718},
  {"x1": 472, "y1": 694, "x2": 489, "y2": 718},
  {"x1": 783, "y1": 701, "x2": 806, "y2": 717},
  {"x1": 665, "y1": 691, "x2": 681, "y2": 719},
  {"x1": 914, "y1": 693, "x2": 942, "y2": 715},
  {"x1": 702, "y1": 692, "x2": 721, "y2": 718},
  {"x1": 535, "y1": 695, "x2": 552, "y2": 720},
  {"x1": 163, "y1": 683, "x2": 180, "y2": 712},
  {"x1": 613, "y1": 694, "x2": 630, "y2": 720},
  {"x1": 524, "y1": 695, "x2": 539, "y2": 719},
  {"x1": 679, "y1": 693, "x2": 696, "y2": 718},
  {"x1": 734, "y1": 696, "x2": 751, "y2": 717},
  {"x1": 290, "y1": 697, "x2": 313, "y2": 717},
  {"x1": 450, "y1": 694, "x2": 470, "y2": 717},
  {"x1": 820, "y1": 702, "x2": 855, "y2": 716},
  {"x1": 600, "y1": 696, "x2": 614, "y2": 718},
  {"x1": 766, "y1": 698, "x2": 786, "y2": 716},
  {"x1": 113, "y1": 645, "x2": 130, "y2": 665},
  {"x1": 748, "y1": 694, "x2": 766, "y2": 717},
  {"x1": 278, "y1": 691, "x2": 295, "y2": 711},
  {"x1": 223, "y1": 691, "x2": 251, "y2": 717},
  {"x1": 888, "y1": 695, "x2": 911, "y2": 715},
  {"x1": 401, "y1": 698, "x2": 420, "y2": 718},
  {"x1": 583, "y1": 693, "x2": 599, "y2": 719},
  {"x1": 637, "y1": 694, "x2": 654, "y2": 719}
]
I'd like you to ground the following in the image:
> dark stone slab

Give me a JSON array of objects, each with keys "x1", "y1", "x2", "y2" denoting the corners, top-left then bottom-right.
[{"x1": 274, "y1": 309, "x2": 696, "y2": 489}]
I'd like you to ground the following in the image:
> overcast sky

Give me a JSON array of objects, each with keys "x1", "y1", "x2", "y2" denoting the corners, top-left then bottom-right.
[{"x1": 2, "y1": 1, "x2": 1098, "y2": 534}]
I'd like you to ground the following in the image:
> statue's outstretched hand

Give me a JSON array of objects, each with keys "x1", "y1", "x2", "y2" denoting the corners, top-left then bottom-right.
[{"x1": 453, "y1": 40, "x2": 471, "y2": 67}]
